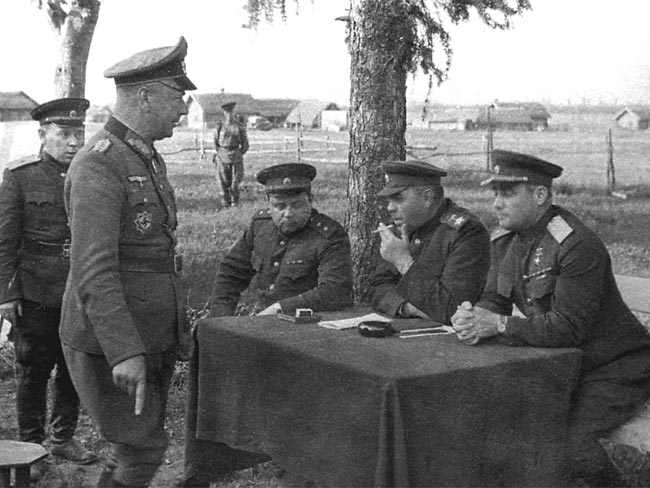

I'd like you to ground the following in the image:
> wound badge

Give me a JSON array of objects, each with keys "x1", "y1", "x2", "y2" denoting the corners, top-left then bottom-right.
[{"x1": 134, "y1": 210, "x2": 153, "y2": 234}]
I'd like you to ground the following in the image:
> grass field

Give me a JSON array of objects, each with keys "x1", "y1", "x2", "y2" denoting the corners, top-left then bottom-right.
[{"x1": 1, "y1": 109, "x2": 650, "y2": 487}]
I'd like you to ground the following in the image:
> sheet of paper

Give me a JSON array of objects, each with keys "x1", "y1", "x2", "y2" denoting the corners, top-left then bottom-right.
[{"x1": 318, "y1": 313, "x2": 392, "y2": 330}]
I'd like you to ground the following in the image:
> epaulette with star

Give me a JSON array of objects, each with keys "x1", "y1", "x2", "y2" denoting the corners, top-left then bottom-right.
[
  {"x1": 6, "y1": 154, "x2": 40, "y2": 171},
  {"x1": 440, "y1": 211, "x2": 469, "y2": 230},
  {"x1": 91, "y1": 139, "x2": 112, "y2": 153},
  {"x1": 252, "y1": 208, "x2": 272, "y2": 220},
  {"x1": 547, "y1": 215, "x2": 573, "y2": 244},
  {"x1": 490, "y1": 227, "x2": 513, "y2": 242},
  {"x1": 310, "y1": 213, "x2": 340, "y2": 238}
]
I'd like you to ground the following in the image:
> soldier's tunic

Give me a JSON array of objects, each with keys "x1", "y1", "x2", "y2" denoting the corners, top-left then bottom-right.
[
  {"x1": 369, "y1": 198, "x2": 490, "y2": 324},
  {"x1": 213, "y1": 118, "x2": 249, "y2": 205},
  {"x1": 0, "y1": 151, "x2": 79, "y2": 444},
  {"x1": 212, "y1": 208, "x2": 353, "y2": 315},
  {"x1": 61, "y1": 117, "x2": 191, "y2": 485},
  {"x1": 477, "y1": 205, "x2": 650, "y2": 479}
]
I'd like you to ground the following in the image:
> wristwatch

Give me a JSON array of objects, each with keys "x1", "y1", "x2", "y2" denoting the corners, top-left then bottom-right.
[{"x1": 497, "y1": 315, "x2": 508, "y2": 334}]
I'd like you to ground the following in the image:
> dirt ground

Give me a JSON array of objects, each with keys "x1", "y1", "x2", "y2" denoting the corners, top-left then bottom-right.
[{"x1": 0, "y1": 351, "x2": 186, "y2": 488}]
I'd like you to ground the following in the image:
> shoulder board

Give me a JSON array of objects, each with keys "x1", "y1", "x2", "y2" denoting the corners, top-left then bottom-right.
[
  {"x1": 491, "y1": 227, "x2": 513, "y2": 242},
  {"x1": 91, "y1": 139, "x2": 112, "y2": 153},
  {"x1": 547, "y1": 215, "x2": 574, "y2": 244},
  {"x1": 6, "y1": 154, "x2": 40, "y2": 171},
  {"x1": 252, "y1": 208, "x2": 272, "y2": 220},
  {"x1": 440, "y1": 211, "x2": 470, "y2": 230},
  {"x1": 309, "y1": 213, "x2": 341, "y2": 238}
]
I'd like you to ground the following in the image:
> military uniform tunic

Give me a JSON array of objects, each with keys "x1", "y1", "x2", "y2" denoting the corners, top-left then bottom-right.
[
  {"x1": 477, "y1": 205, "x2": 650, "y2": 480},
  {"x1": 61, "y1": 116, "x2": 190, "y2": 366},
  {"x1": 212, "y1": 208, "x2": 353, "y2": 315},
  {"x1": 369, "y1": 199, "x2": 490, "y2": 324},
  {"x1": 0, "y1": 152, "x2": 71, "y2": 308}
]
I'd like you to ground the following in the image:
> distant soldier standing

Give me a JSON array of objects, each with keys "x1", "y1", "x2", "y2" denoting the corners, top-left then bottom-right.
[
  {"x1": 213, "y1": 101, "x2": 249, "y2": 207},
  {"x1": 0, "y1": 98, "x2": 98, "y2": 481}
]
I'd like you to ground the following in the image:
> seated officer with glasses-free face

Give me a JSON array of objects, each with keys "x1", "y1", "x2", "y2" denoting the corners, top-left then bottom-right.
[
  {"x1": 451, "y1": 149, "x2": 650, "y2": 487},
  {"x1": 210, "y1": 162, "x2": 353, "y2": 317},
  {"x1": 369, "y1": 160, "x2": 490, "y2": 324}
]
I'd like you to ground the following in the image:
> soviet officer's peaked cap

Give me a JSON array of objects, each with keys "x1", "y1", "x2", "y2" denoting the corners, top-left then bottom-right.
[
  {"x1": 481, "y1": 150, "x2": 563, "y2": 187},
  {"x1": 31, "y1": 98, "x2": 90, "y2": 126},
  {"x1": 221, "y1": 102, "x2": 236, "y2": 112},
  {"x1": 103, "y1": 36, "x2": 196, "y2": 90},
  {"x1": 256, "y1": 163, "x2": 317, "y2": 194},
  {"x1": 377, "y1": 160, "x2": 447, "y2": 197}
]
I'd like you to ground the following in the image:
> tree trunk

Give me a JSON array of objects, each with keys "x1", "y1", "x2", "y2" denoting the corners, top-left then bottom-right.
[
  {"x1": 346, "y1": 0, "x2": 407, "y2": 303},
  {"x1": 53, "y1": 0, "x2": 101, "y2": 98}
]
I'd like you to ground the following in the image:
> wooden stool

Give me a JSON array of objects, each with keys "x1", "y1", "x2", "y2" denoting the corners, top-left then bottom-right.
[{"x1": 0, "y1": 440, "x2": 47, "y2": 488}]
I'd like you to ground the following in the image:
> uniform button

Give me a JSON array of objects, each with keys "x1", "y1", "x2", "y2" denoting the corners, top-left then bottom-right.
[
  {"x1": 414, "y1": 239, "x2": 421, "y2": 245},
  {"x1": 526, "y1": 298, "x2": 533, "y2": 304},
  {"x1": 269, "y1": 284, "x2": 275, "y2": 290},
  {"x1": 273, "y1": 261, "x2": 280, "y2": 267},
  {"x1": 280, "y1": 241, "x2": 285, "y2": 246},
  {"x1": 323, "y1": 226, "x2": 328, "y2": 231},
  {"x1": 317, "y1": 222, "x2": 322, "y2": 227}
]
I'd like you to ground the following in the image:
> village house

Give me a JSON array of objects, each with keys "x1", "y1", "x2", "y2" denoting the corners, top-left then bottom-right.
[
  {"x1": 285, "y1": 100, "x2": 346, "y2": 130},
  {"x1": 475, "y1": 102, "x2": 550, "y2": 131},
  {"x1": 407, "y1": 104, "x2": 476, "y2": 131},
  {"x1": 614, "y1": 107, "x2": 650, "y2": 130},
  {"x1": 0, "y1": 91, "x2": 38, "y2": 122}
]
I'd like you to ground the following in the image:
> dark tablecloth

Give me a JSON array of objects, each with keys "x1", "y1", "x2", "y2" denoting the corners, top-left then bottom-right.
[{"x1": 185, "y1": 313, "x2": 582, "y2": 487}]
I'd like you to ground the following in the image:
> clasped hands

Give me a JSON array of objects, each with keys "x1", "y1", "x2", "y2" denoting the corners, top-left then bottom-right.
[{"x1": 451, "y1": 301, "x2": 501, "y2": 345}]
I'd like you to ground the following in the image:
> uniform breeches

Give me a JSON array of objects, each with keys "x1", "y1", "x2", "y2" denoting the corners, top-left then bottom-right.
[
  {"x1": 11, "y1": 300, "x2": 79, "y2": 444},
  {"x1": 217, "y1": 160, "x2": 244, "y2": 205},
  {"x1": 567, "y1": 356, "x2": 650, "y2": 484},
  {"x1": 62, "y1": 345, "x2": 176, "y2": 487}
]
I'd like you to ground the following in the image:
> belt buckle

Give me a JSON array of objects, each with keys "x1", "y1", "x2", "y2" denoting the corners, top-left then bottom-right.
[
  {"x1": 61, "y1": 242, "x2": 71, "y2": 259},
  {"x1": 173, "y1": 255, "x2": 182, "y2": 274}
]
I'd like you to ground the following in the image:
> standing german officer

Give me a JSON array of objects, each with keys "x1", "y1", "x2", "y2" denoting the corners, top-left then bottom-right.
[
  {"x1": 61, "y1": 37, "x2": 195, "y2": 487},
  {"x1": 213, "y1": 101, "x2": 249, "y2": 207},
  {"x1": 0, "y1": 98, "x2": 98, "y2": 479},
  {"x1": 369, "y1": 160, "x2": 490, "y2": 323},
  {"x1": 451, "y1": 150, "x2": 650, "y2": 486}
]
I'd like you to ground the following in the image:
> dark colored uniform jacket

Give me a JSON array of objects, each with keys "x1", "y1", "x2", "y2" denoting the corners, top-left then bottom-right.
[
  {"x1": 369, "y1": 199, "x2": 490, "y2": 324},
  {"x1": 61, "y1": 117, "x2": 190, "y2": 367},
  {"x1": 477, "y1": 205, "x2": 650, "y2": 376},
  {"x1": 0, "y1": 152, "x2": 70, "y2": 308},
  {"x1": 212, "y1": 208, "x2": 353, "y2": 315}
]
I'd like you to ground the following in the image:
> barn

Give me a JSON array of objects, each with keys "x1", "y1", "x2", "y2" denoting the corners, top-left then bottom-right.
[
  {"x1": 0, "y1": 92, "x2": 39, "y2": 122},
  {"x1": 614, "y1": 107, "x2": 650, "y2": 130},
  {"x1": 285, "y1": 101, "x2": 344, "y2": 130},
  {"x1": 185, "y1": 93, "x2": 257, "y2": 129},
  {"x1": 407, "y1": 104, "x2": 476, "y2": 130},
  {"x1": 475, "y1": 102, "x2": 550, "y2": 131}
]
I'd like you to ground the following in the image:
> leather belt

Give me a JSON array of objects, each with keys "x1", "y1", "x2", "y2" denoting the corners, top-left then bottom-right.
[
  {"x1": 220, "y1": 146, "x2": 239, "y2": 150},
  {"x1": 22, "y1": 239, "x2": 70, "y2": 258},
  {"x1": 119, "y1": 255, "x2": 182, "y2": 274}
]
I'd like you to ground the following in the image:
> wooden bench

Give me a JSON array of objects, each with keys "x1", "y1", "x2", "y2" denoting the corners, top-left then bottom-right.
[
  {"x1": 0, "y1": 440, "x2": 47, "y2": 488},
  {"x1": 602, "y1": 274, "x2": 650, "y2": 486}
]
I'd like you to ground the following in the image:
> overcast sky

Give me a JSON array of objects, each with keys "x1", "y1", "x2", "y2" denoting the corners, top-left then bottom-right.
[{"x1": 2, "y1": 0, "x2": 649, "y2": 106}]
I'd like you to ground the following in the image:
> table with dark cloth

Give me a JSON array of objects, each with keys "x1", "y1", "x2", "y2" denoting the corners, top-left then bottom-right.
[{"x1": 185, "y1": 312, "x2": 582, "y2": 487}]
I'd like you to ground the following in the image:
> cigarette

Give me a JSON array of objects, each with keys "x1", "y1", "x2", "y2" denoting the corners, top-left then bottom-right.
[{"x1": 372, "y1": 224, "x2": 395, "y2": 234}]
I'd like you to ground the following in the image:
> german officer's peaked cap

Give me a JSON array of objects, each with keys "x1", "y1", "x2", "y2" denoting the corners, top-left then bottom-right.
[
  {"x1": 31, "y1": 98, "x2": 89, "y2": 126},
  {"x1": 481, "y1": 150, "x2": 563, "y2": 187},
  {"x1": 221, "y1": 102, "x2": 236, "y2": 111},
  {"x1": 104, "y1": 36, "x2": 196, "y2": 90},
  {"x1": 378, "y1": 160, "x2": 447, "y2": 197},
  {"x1": 256, "y1": 163, "x2": 317, "y2": 194}
]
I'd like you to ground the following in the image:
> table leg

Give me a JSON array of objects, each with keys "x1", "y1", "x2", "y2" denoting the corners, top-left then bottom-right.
[
  {"x1": 15, "y1": 467, "x2": 30, "y2": 488},
  {"x1": 0, "y1": 468, "x2": 10, "y2": 488}
]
